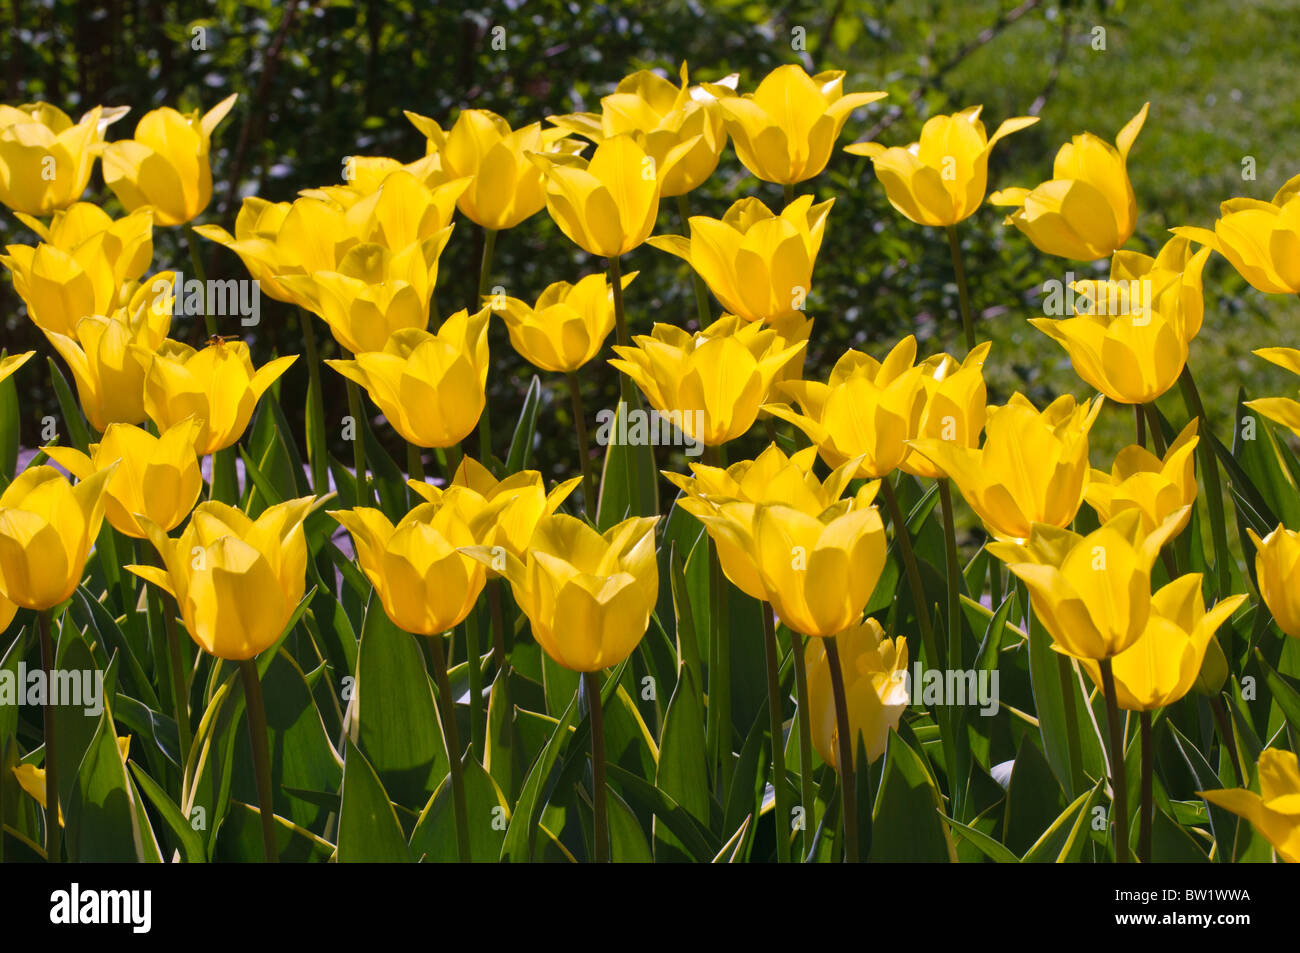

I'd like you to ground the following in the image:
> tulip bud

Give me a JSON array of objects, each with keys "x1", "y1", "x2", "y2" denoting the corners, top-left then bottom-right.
[
  {"x1": 1247, "y1": 524, "x2": 1300, "y2": 638},
  {"x1": 0, "y1": 103, "x2": 128, "y2": 215}
]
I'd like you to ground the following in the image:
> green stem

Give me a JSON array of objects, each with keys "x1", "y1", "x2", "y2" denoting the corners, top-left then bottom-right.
[
  {"x1": 1139, "y1": 710, "x2": 1153, "y2": 864},
  {"x1": 184, "y1": 224, "x2": 216, "y2": 338},
  {"x1": 1178, "y1": 366, "x2": 1231, "y2": 595},
  {"x1": 704, "y1": 443, "x2": 732, "y2": 793},
  {"x1": 1099, "y1": 658, "x2": 1131, "y2": 863},
  {"x1": 584, "y1": 671, "x2": 609, "y2": 862},
  {"x1": 676, "y1": 194, "x2": 712, "y2": 326},
  {"x1": 487, "y1": 578, "x2": 508, "y2": 670},
  {"x1": 824, "y1": 636, "x2": 860, "y2": 863},
  {"x1": 1144, "y1": 402, "x2": 1167, "y2": 455},
  {"x1": 345, "y1": 380, "x2": 372, "y2": 506},
  {"x1": 476, "y1": 227, "x2": 497, "y2": 466},
  {"x1": 427, "y1": 634, "x2": 471, "y2": 863},
  {"x1": 465, "y1": 610, "x2": 486, "y2": 761},
  {"x1": 783, "y1": 183, "x2": 795, "y2": 206},
  {"x1": 239, "y1": 659, "x2": 279, "y2": 863},
  {"x1": 38, "y1": 609, "x2": 59, "y2": 862},
  {"x1": 407, "y1": 442, "x2": 425, "y2": 483},
  {"x1": 761, "y1": 603, "x2": 791, "y2": 862},
  {"x1": 789, "y1": 630, "x2": 817, "y2": 862},
  {"x1": 938, "y1": 479, "x2": 961, "y2": 664},
  {"x1": 880, "y1": 478, "x2": 939, "y2": 669},
  {"x1": 299, "y1": 311, "x2": 329, "y2": 493},
  {"x1": 440, "y1": 441, "x2": 464, "y2": 485},
  {"x1": 1134, "y1": 402, "x2": 1147, "y2": 448},
  {"x1": 144, "y1": 543, "x2": 191, "y2": 768},
  {"x1": 945, "y1": 224, "x2": 975, "y2": 353},
  {"x1": 567, "y1": 371, "x2": 597, "y2": 514}
]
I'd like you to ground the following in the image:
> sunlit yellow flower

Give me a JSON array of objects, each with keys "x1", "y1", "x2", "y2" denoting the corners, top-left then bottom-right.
[
  {"x1": 805, "y1": 618, "x2": 909, "y2": 767},
  {"x1": 1109, "y1": 234, "x2": 1211, "y2": 344},
  {"x1": 297, "y1": 154, "x2": 443, "y2": 207},
  {"x1": 1200, "y1": 748, "x2": 1300, "y2": 862},
  {"x1": 1173, "y1": 174, "x2": 1300, "y2": 295},
  {"x1": 845, "y1": 106, "x2": 1037, "y2": 226},
  {"x1": 0, "y1": 103, "x2": 127, "y2": 215},
  {"x1": 1245, "y1": 347, "x2": 1300, "y2": 440},
  {"x1": 0, "y1": 351, "x2": 34, "y2": 386},
  {"x1": 990, "y1": 103, "x2": 1149, "y2": 261},
  {"x1": 900, "y1": 341, "x2": 991, "y2": 478},
  {"x1": 1248, "y1": 524, "x2": 1300, "y2": 639},
  {"x1": 494, "y1": 271, "x2": 635, "y2": 373},
  {"x1": 1086, "y1": 419, "x2": 1198, "y2": 536}
]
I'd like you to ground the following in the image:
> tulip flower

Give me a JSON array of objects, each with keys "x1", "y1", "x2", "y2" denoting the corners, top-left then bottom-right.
[
  {"x1": 1109, "y1": 234, "x2": 1211, "y2": 344},
  {"x1": 493, "y1": 271, "x2": 635, "y2": 373},
  {"x1": 405, "y1": 108, "x2": 580, "y2": 231},
  {"x1": 990, "y1": 103, "x2": 1149, "y2": 261},
  {"x1": 331, "y1": 496, "x2": 487, "y2": 636},
  {"x1": 704, "y1": 64, "x2": 886, "y2": 185},
  {"x1": 0, "y1": 103, "x2": 127, "y2": 215},
  {"x1": 103, "y1": 94, "x2": 238, "y2": 226},
  {"x1": 128, "y1": 497, "x2": 313, "y2": 660},
  {"x1": 1086, "y1": 419, "x2": 1199, "y2": 535},
  {"x1": 805, "y1": 618, "x2": 909, "y2": 767},
  {"x1": 648, "y1": 194, "x2": 833, "y2": 323},
  {"x1": 0, "y1": 465, "x2": 116, "y2": 610},
  {"x1": 764, "y1": 335, "x2": 927, "y2": 478},
  {"x1": 1173, "y1": 174, "x2": 1300, "y2": 295},
  {"x1": 0, "y1": 351, "x2": 33, "y2": 386},
  {"x1": 845, "y1": 106, "x2": 1038, "y2": 226},
  {"x1": 468, "y1": 514, "x2": 660, "y2": 672},
  {"x1": 988, "y1": 509, "x2": 1185, "y2": 660},
  {"x1": 910, "y1": 392, "x2": 1103, "y2": 540},
  {"x1": 142, "y1": 338, "x2": 296, "y2": 455},
  {"x1": 1200, "y1": 749, "x2": 1300, "y2": 863},
  {"x1": 298, "y1": 153, "x2": 443, "y2": 207},
  {"x1": 549, "y1": 62, "x2": 734, "y2": 197},
  {"x1": 531, "y1": 133, "x2": 696, "y2": 257},
  {"x1": 1248, "y1": 524, "x2": 1300, "y2": 639},
  {"x1": 1245, "y1": 347, "x2": 1300, "y2": 439},
  {"x1": 1079, "y1": 575, "x2": 1245, "y2": 710},
  {"x1": 899, "y1": 341, "x2": 991, "y2": 479},
  {"x1": 326, "y1": 307, "x2": 489, "y2": 449},
  {"x1": 44, "y1": 420, "x2": 203, "y2": 539},
  {"x1": 610, "y1": 315, "x2": 805, "y2": 447}
]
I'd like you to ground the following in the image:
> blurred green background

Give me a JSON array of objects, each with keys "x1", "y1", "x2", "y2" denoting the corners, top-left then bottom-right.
[{"x1": 3, "y1": 0, "x2": 1298, "y2": 494}]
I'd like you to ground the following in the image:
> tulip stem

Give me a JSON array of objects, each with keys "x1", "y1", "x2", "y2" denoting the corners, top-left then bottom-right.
[
  {"x1": 299, "y1": 310, "x2": 330, "y2": 493},
  {"x1": 143, "y1": 542, "x2": 192, "y2": 769},
  {"x1": 879, "y1": 478, "x2": 939, "y2": 671},
  {"x1": 703, "y1": 444, "x2": 733, "y2": 793},
  {"x1": 788, "y1": 630, "x2": 818, "y2": 862},
  {"x1": 441, "y1": 441, "x2": 464, "y2": 484},
  {"x1": 1134, "y1": 403, "x2": 1147, "y2": 448},
  {"x1": 783, "y1": 183, "x2": 795, "y2": 207},
  {"x1": 944, "y1": 224, "x2": 976, "y2": 353},
  {"x1": 824, "y1": 636, "x2": 860, "y2": 862},
  {"x1": 1099, "y1": 659, "x2": 1131, "y2": 863},
  {"x1": 567, "y1": 372, "x2": 597, "y2": 514},
  {"x1": 345, "y1": 380, "x2": 372, "y2": 505},
  {"x1": 1143, "y1": 403, "x2": 1167, "y2": 455},
  {"x1": 583, "y1": 671, "x2": 609, "y2": 862},
  {"x1": 1178, "y1": 367, "x2": 1231, "y2": 595},
  {"x1": 476, "y1": 227, "x2": 497, "y2": 468},
  {"x1": 427, "y1": 634, "x2": 471, "y2": 863},
  {"x1": 239, "y1": 659, "x2": 279, "y2": 863},
  {"x1": 1139, "y1": 710, "x2": 1154, "y2": 863},
  {"x1": 184, "y1": 224, "x2": 217, "y2": 338},
  {"x1": 38, "y1": 609, "x2": 60, "y2": 862},
  {"x1": 487, "y1": 578, "x2": 509, "y2": 670},
  {"x1": 761, "y1": 602, "x2": 791, "y2": 862},
  {"x1": 406, "y1": 442, "x2": 425, "y2": 483},
  {"x1": 938, "y1": 479, "x2": 961, "y2": 664},
  {"x1": 676, "y1": 194, "x2": 712, "y2": 326}
]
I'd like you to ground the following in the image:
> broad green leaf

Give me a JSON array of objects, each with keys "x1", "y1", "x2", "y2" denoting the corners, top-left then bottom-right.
[{"x1": 337, "y1": 738, "x2": 412, "y2": 862}]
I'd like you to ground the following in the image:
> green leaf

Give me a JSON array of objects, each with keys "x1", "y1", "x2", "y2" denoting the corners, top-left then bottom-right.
[
  {"x1": 46, "y1": 357, "x2": 90, "y2": 452},
  {"x1": 945, "y1": 815, "x2": 1020, "y2": 863},
  {"x1": 1021, "y1": 777, "x2": 1102, "y2": 862},
  {"x1": 129, "y1": 762, "x2": 206, "y2": 863},
  {"x1": 409, "y1": 755, "x2": 509, "y2": 862},
  {"x1": 0, "y1": 350, "x2": 19, "y2": 480},
  {"x1": 66, "y1": 710, "x2": 158, "y2": 862},
  {"x1": 1003, "y1": 733, "x2": 1065, "y2": 855},
  {"x1": 608, "y1": 787, "x2": 653, "y2": 862},
  {"x1": 654, "y1": 666, "x2": 710, "y2": 862},
  {"x1": 337, "y1": 738, "x2": 413, "y2": 862},
  {"x1": 501, "y1": 690, "x2": 579, "y2": 862},
  {"x1": 505, "y1": 375, "x2": 542, "y2": 472},
  {"x1": 870, "y1": 733, "x2": 954, "y2": 861}
]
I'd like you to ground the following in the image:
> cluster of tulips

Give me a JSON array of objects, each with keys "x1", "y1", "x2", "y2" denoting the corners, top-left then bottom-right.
[{"x1": 1, "y1": 61, "x2": 1298, "y2": 864}]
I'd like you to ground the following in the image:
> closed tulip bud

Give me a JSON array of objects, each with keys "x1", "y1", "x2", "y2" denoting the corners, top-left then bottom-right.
[
  {"x1": 331, "y1": 497, "x2": 486, "y2": 637},
  {"x1": 467, "y1": 514, "x2": 659, "y2": 672},
  {"x1": 494, "y1": 271, "x2": 636, "y2": 373},
  {"x1": 805, "y1": 618, "x2": 909, "y2": 768},
  {"x1": 1244, "y1": 347, "x2": 1300, "y2": 440},
  {"x1": 988, "y1": 508, "x2": 1186, "y2": 660},
  {"x1": 845, "y1": 107, "x2": 1038, "y2": 226},
  {"x1": 128, "y1": 498, "x2": 313, "y2": 660},
  {"x1": 1192, "y1": 632, "x2": 1230, "y2": 697},
  {"x1": 1086, "y1": 419, "x2": 1198, "y2": 536},
  {"x1": 705, "y1": 64, "x2": 886, "y2": 185},
  {"x1": 1173, "y1": 174, "x2": 1300, "y2": 295},
  {"x1": 649, "y1": 194, "x2": 833, "y2": 323},
  {"x1": 531, "y1": 133, "x2": 696, "y2": 257},
  {"x1": 610, "y1": 315, "x2": 805, "y2": 447},
  {"x1": 103, "y1": 94, "x2": 238, "y2": 226},
  {"x1": 326, "y1": 307, "x2": 490, "y2": 449},
  {"x1": 911, "y1": 392, "x2": 1103, "y2": 541},
  {"x1": 0, "y1": 103, "x2": 127, "y2": 215},
  {"x1": 765, "y1": 335, "x2": 927, "y2": 478},
  {"x1": 1110, "y1": 234, "x2": 1211, "y2": 343},
  {"x1": 406, "y1": 108, "x2": 580, "y2": 230},
  {"x1": 143, "y1": 338, "x2": 296, "y2": 455},
  {"x1": 0, "y1": 351, "x2": 34, "y2": 386},
  {"x1": 990, "y1": 103, "x2": 1149, "y2": 261},
  {"x1": 900, "y1": 341, "x2": 991, "y2": 478},
  {"x1": 1199, "y1": 749, "x2": 1300, "y2": 863},
  {"x1": 0, "y1": 465, "x2": 116, "y2": 610},
  {"x1": 1080, "y1": 574, "x2": 1245, "y2": 710},
  {"x1": 44, "y1": 420, "x2": 203, "y2": 539},
  {"x1": 1247, "y1": 524, "x2": 1300, "y2": 638}
]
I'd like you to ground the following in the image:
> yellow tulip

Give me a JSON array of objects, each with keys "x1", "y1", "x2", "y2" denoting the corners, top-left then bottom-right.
[
  {"x1": 142, "y1": 338, "x2": 296, "y2": 455},
  {"x1": 845, "y1": 106, "x2": 1038, "y2": 226},
  {"x1": 705, "y1": 64, "x2": 886, "y2": 185},
  {"x1": 648, "y1": 194, "x2": 832, "y2": 323},
  {"x1": 1200, "y1": 749, "x2": 1300, "y2": 863},
  {"x1": 331, "y1": 496, "x2": 486, "y2": 636},
  {"x1": 1173, "y1": 174, "x2": 1300, "y2": 295},
  {"x1": 910, "y1": 392, "x2": 1103, "y2": 541},
  {"x1": 1109, "y1": 234, "x2": 1211, "y2": 343},
  {"x1": 468, "y1": 514, "x2": 659, "y2": 672},
  {"x1": 0, "y1": 590, "x2": 14, "y2": 632},
  {"x1": 987, "y1": 509, "x2": 1185, "y2": 660},
  {"x1": 610, "y1": 315, "x2": 805, "y2": 447},
  {"x1": 767, "y1": 311, "x2": 814, "y2": 386},
  {"x1": 103, "y1": 94, "x2": 238, "y2": 226},
  {"x1": 0, "y1": 103, "x2": 127, "y2": 215},
  {"x1": 0, "y1": 465, "x2": 115, "y2": 610},
  {"x1": 550, "y1": 62, "x2": 733, "y2": 197},
  {"x1": 1248, "y1": 524, "x2": 1300, "y2": 639},
  {"x1": 532, "y1": 133, "x2": 696, "y2": 257},
  {"x1": 405, "y1": 108, "x2": 578, "y2": 230},
  {"x1": 13, "y1": 736, "x2": 131, "y2": 824},
  {"x1": 298, "y1": 153, "x2": 443, "y2": 207},
  {"x1": 1245, "y1": 347, "x2": 1300, "y2": 439},
  {"x1": 990, "y1": 103, "x2": 1149, "y2": 261},
  {"x1": 0, "y1": 351, "x2": 34, "y2": 386},
  {"x1": 326, "y1": 307, "x2": 489, "y2": 449},
  {"x1": 805, "y1": 618, "x2": 909, "y2": 767},
  {"x1": 900, "y1": 341, "x2": 991, "y2": 479},
  {"x1": 1080, "y1": 574, "x2": 1245, "y2": 710},
  {"x1": 493, "y1": 271, "x2": 635, "y2": 373},
  {"x1": 44, "y1": 420, "x2": 203, "y2": 539},
  {"x1": 764, "y1": 335, "x2": 927, "y2": 478},
  {"x1": 128, "y1": 498, "x2": 313, "y2": 660},
  {"x1": 1086, "y1": 419, "x2": 1198, "y2": 536}
]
